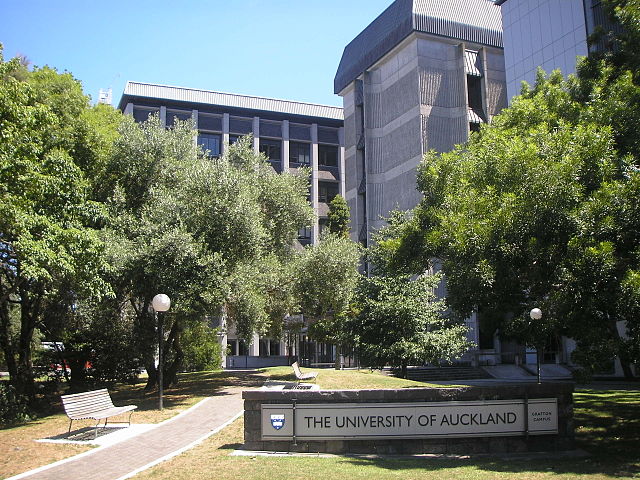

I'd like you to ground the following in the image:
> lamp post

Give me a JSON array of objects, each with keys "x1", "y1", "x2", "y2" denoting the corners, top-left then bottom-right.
[
  {"x1": 152, "y1": 294, "x2": 171, "y2": 410},
  {"x1": 530, "y1": 307, "x2": 543, "y2": 383}
]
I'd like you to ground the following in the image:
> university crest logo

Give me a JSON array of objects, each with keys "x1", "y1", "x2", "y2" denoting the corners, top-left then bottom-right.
[{"x1": 270, "y1": 414, "x2": 285, "y2": 430}]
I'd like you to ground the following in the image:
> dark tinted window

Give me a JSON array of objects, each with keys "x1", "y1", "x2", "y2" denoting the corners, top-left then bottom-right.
[
  {"x1": 289, "y1": 142, "x2": 310, "y2": 166},
  {"x1": 318, "y1": 144, "x2": 338, "y2": 167},
  {"x1": 198, "y1": 133, "x2": 221, "y2": 157}
]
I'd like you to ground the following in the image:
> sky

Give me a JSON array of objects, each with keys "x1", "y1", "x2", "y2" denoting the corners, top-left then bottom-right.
[{"x1": 0, "y1": 0, "x2": 393, "y2": 108}]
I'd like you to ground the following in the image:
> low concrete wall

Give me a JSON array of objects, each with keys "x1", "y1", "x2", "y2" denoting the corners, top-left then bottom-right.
[
  {"x1": 243, "y1": 383, "x2": 574, "y2": 454},
  {"x1": 227, "y1": 355, "x2": 290, "y2": 368}
]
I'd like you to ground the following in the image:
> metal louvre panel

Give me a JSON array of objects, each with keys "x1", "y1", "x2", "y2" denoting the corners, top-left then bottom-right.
[
  {"x1": 124, "y1": 82, "x2": 343, "y2": 120},
  {"x1": 464, "y1": 50, "x2": 482, "y2": 76},
  {"x1": 468, "y1": 108, "x2": 484, "y2": 124}
]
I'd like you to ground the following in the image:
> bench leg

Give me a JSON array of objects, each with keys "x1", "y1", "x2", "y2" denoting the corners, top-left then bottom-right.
[
  {"x1": 67, "y1": 419, "x2": 73, "y2": 437},
  {"x1": 127, "y1": 410, "x2": 134, "y2": 427},
  {"x1": 94, "y1": 419, "x2": 102, "y2": 439}
]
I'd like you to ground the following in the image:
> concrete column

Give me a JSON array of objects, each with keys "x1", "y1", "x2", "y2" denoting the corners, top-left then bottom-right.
[
  {"x1": 480, "y1": 47, "x2": 490, "y2": 122},
  {"x1": 253, "y1": 116, "x2": 260, "y2": 153},
  {"x1": 338, "y1": 127, "x2": 346, "y2": 196},
  {"x1": 250, "y1": 333, "x2": 260, "y2": 356},
  {"x1": 124, "y1": 102, "x2": 133, "y2": 115},
  {"x1": 311, "y1": 124, "x2": 319, "y2": 244},
  {"x1": 218, "y1": 313, "x2": 227, "y2": 369},
  {"x1": 159, "y1": 106, "x2": 167, "y2": 127},
  {"x1": 192, "y1": 110, "x2": 199, "y2": 147},
  {"x1": 282, "y1": 120, "x2": 290, "y2": 172},
  {"x1": 223, "y1": 113, "x2": 230, "y2": 148}
]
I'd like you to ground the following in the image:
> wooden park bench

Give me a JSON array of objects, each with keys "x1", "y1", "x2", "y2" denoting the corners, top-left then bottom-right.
[
  {"x1": 291, "y1": 361, "x2": 318, "y2": 383},
  {"x1": 61, "y1": 388, "x2": 137, "y2": 438}
]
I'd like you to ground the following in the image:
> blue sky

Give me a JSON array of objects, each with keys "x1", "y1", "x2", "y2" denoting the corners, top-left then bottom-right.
[{"x1": 0, "y1": 1, "x2": 392, "y2": 107}]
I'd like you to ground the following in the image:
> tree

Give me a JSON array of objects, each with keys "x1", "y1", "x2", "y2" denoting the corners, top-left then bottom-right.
[
  {"x1": 100, "y1": 118, "x2": 313, "y2": 388},
  {"x1": 380, "y1": 64, "x2": 640, "y2": 377},
  {"x1": 346, "y1": 272, "x2": 471, "y2": 378},
  {"x1": 326, "y1": 194, "x2": 351, "y2": 238},
  {"x1": 295, "y1": 233, "x2": 360, "y2": 367},
  {"x1": 0, "y1": 47, "x2": 114, "y2": 396}
]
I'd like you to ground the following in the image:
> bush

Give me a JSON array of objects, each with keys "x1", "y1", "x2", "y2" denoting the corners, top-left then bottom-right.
[
  {"x1": 0, "y1": 383, "x2": 34, "y2": 426},
  {"x1": 182, "y1": 321, "x2": 222, "y2": 372}
]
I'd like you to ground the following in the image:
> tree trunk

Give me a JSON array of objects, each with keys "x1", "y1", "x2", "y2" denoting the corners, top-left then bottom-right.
[
  {"x1": 163, "y1": 319, "x2": 183, "y2": 387},
  {"x1": 401, "y1": 361, "x2": 408, "y2": 379},
  {"x1": 609, "y1": 315, "x2": 634, "y2": 378},
  {"x1": 15, "y1": 284, "x2": 38, "y2": 398},
  {"x1": 334, "y1": 344, "x2": 342, "y2": 370},
  {"x1": 0, "y1": 300, "x2": 18, "y2": 381},
  {"x1": 145, "y1": 362, "x2": 158, "y2": 391}
]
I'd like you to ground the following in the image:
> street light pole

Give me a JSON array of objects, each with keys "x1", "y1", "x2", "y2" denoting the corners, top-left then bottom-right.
[
  {"x1": 530, "y1": 307, "x2": 543, "y2": 384},
  {"x1": 152, "y1": 294, "x2": 171, "y2": 410}
]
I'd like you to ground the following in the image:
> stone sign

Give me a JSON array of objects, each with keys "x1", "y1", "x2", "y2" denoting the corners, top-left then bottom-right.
[{"x1": 261, "y1": 399, "x2": 557, "y2": 440}]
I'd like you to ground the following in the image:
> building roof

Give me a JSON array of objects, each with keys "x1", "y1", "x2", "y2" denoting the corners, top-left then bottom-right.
[
  {"x1": 334, "y1": 0, "x2": 503, "y2": 94},
  {"x1": 119, "y1": 82, "x2": 344, "y2": 121}
]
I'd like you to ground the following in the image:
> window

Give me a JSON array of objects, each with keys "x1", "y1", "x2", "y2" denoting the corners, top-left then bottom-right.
[
  {"x1": 318, "y1": 144, "x2": 338, "y2": 167},
  {"x1": 259, "y1": 139, "x2": 281, "y2": 163},
  {"x1": 132, "y1": 106, "x2": 159, "y2": 123},
  {"x1": 467, "y1": 75, "x2": 484, "y2": 119},
  {"x1": 318, "y1": 182, "x2": 338, "y2": 204},
  {"x1": 229, "y1": 135, "x2": 241, "y2": 145},
  {"x1": 289, "y1": 142, "x2": 310, "y2": 166},
  {"x1": 166, "y1": 109, "x2": 192, "y2": 127},
  {"x1": 298, "y1": 226, "x2": 312, "y2": 241},
  {"x1": 197, "y1": 133, "x2": 221, "y2": 157}
]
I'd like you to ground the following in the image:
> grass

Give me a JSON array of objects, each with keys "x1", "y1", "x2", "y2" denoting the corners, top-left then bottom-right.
[
  {"x1": 0, "y1": 370, "x2": 262, "y2": 479},
  {"x1": 132, "y1": 383, "x2": 640, "y2": 480},
  {"x1": 261, "y1": 365, "x2": 449, "y2": 389},
  {"x1": 2, "y1": 368, "x2": 639, "y2": 480}
]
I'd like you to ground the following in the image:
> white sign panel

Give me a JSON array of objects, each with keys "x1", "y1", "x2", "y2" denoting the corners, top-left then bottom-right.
[{"x1": 262, "y1": 399, "x2": 557, "y2": 440}]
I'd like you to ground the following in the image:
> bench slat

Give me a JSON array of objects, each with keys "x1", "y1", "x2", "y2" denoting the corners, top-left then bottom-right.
[{"x1": 61, "y1": 389, "x2": 137, "y2": 423}]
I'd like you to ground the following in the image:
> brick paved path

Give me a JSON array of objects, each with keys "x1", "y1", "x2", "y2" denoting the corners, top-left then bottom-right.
[{"x1": 12, "y1": 384, "x2": 248, "y2": 480}]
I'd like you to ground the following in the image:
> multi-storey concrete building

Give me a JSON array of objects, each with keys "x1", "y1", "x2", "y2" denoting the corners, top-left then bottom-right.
[
  {"x1": 497, "y1": 0, "x2": 622, "y2": 101},
  {"x1": 335, "y1": 0, "x2": 506, "y2": 248},
  {"x1": 118, "y1": 81, "x2": 344, "y2": 368}
]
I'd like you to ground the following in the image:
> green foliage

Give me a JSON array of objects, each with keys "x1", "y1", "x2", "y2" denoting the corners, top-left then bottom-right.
[
  {"x1": 380, "y1": 24, "x2": 640, "y2": 375},
  {"x1": 0, "y1": 383, "x2": 33, "y2": 426},
  {"x1": 100, "y1": 120, "x2": 313, "y2": 385},
  {"x1": 181, "y1": 321, "x2": 222, "y2": 372},
  {"x1": 347, "y1": 273, "x2": 471, "y2": 374},
  {"x1": 0, "y1": 46, "x2": 117, "y2": 395},
  {"x1": 295, "y1": 233, "x2": 360, "y2": 344},
  {"x1": 326, "y1": 194, "x2": 351, "y2": 238}
]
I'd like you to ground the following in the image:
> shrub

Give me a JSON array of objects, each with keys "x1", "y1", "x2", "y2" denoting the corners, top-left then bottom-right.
[{"x1": 0, "y1": 383, "x2": 34, "y2": 426}]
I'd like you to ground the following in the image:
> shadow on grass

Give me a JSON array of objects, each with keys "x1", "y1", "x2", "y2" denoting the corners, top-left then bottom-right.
[
  {"x1": 109, "y1": 370, "x2": 265, "y2": 412},
  {"x1": 338, "y1": 388, "x2": 640, "y2": 478}
]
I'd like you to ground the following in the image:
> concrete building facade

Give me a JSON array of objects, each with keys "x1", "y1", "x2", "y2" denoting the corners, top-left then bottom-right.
[
  {"x1": 118, "y1": 82, "x2": 344, "y2": 368},
  {"x1": 334, "y1": 0, "x2": 507, "y2": 360},
  {"x1": 335, "y1": 0, "x2": 506, "y2": 248}
]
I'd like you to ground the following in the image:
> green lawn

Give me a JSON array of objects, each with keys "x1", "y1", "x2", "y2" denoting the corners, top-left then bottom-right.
[
  {"x1": 132, "y1": 371, "x2": 640, "y2": 480},
  {"x1": 2, "y1": 368, "x2": 639, "y2": 480}
]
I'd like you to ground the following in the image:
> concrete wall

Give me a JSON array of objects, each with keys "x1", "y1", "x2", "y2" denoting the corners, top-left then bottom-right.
[
  {"x1": 243, "y1": 383, "x2": 574, "y2": 454},
  {"x1": 340, "y1": 33, "x2": 507, "y2": 244}
]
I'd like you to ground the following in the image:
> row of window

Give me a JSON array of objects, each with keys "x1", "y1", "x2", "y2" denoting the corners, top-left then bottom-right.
[{"x1": 197, "y1": 133, "x2": 339, "y2": 168}]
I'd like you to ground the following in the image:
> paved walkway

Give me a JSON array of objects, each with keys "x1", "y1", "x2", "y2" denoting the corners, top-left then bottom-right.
[{"x1": 10, "y1": 384, "x2": 250, "y2": 480}]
